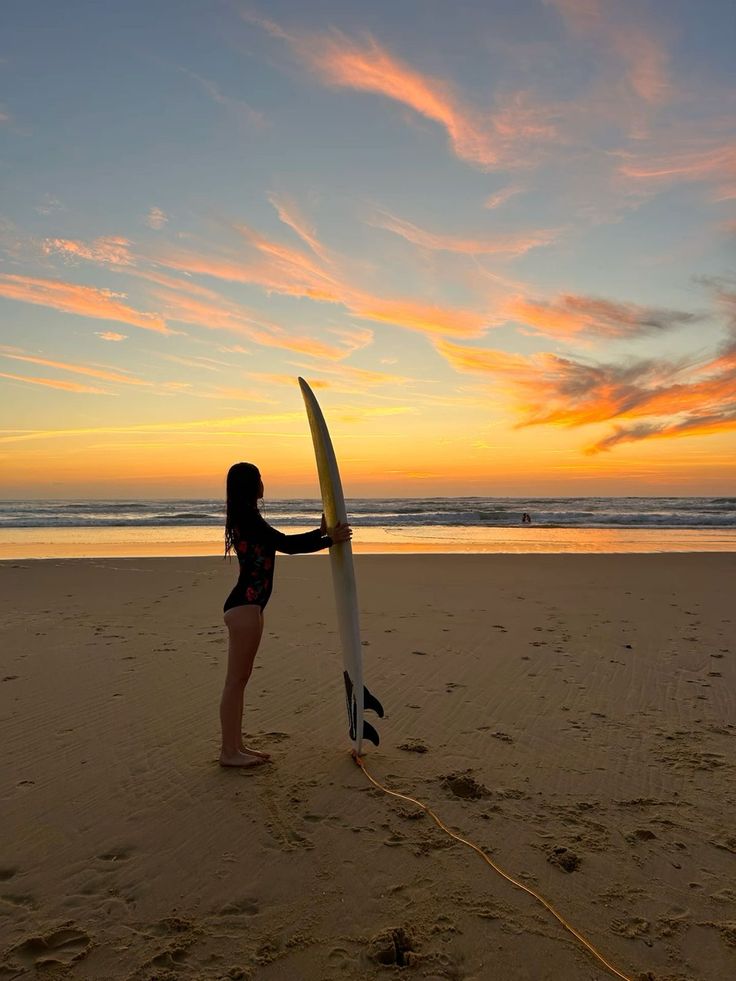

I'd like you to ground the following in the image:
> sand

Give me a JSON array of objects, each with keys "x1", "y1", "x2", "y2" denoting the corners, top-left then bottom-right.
[{"x1": 1, "y1": 554, "x2": 734, "y2": 981}]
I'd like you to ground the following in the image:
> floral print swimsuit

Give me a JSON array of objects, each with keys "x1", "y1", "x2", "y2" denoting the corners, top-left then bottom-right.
[{"x1": 223, "y1": 512, "x2": 332, "y2": 613}]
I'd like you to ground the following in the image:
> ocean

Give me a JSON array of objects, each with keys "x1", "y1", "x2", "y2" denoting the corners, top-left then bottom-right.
[
  {"x1": 1, "y1": 497, "x2": 735, "y2": 529},
  {"x1": 0, "y1": 497, "x2": 735, "y2": 559}
]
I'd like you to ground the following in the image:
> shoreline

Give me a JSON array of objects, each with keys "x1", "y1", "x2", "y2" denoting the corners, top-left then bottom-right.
[{"x1": 1, "y1": 523, "x2": 735, "y2": 559}]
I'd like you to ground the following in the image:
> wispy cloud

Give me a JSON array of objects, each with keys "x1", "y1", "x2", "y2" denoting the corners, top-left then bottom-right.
[
  {"x1": 546, "y1": 0, "x2": 673, "y2": 106},
  {"x1": 0, "y1": 371, "x2": 108, "y2": 394},
  {"x1": 504, "y1": 293, "x2": 700, "y2": 340},
  {"x1": 253, "y1": 361, "x2": 414, "y2": 393},
  {"x1": 483, "y1": 185, "x2": 524, "y2": 210},
  {"x1": 435, "y1": 309, "x2": 736, "y2": 451},
  {"x1": 587, "y1": 408, "x2": 736, "y2": 453},
  {"x1": 0, "y1": 348, "x2": 149, "y2": 386},
  {"x1": 34, "y1": 195, "x2": 65, "y2": 216},
  {"x1": 245, "y1": 15, "x2": 558, "y2": 170},
  {"x1": 145, "y1": 207, "x2": 168, "y2": 230},
  {"x1": 617, "y1": 140, "x2": 736, "y2": 202},
  {"x1": 96, "y1": 331, "x2": 128, "y2": 342},
  {"x1": 158, "y1": 230, "x2": 489, "y2": 339},
  {"x1": 268, "y1": 192, "x2": 328, "y2": 260},
  {"x1": 0, "y1": 274, "x2": 172, "y2": 334},
  {"x1": 181, "y1": 68, "x2": 265, "y2": 127},
  {"x1": 43, "y1": 236, "x2": 134, "y2": 266},
  {"x1": 153, "y1": 285, "x2": 369, "y2": 360},
  {"x1": 370, "y1": 210, "x2": 556, "y2": 257},
  {"x1": 0, "y1": 410, "x2": 308, "y2": 445}
]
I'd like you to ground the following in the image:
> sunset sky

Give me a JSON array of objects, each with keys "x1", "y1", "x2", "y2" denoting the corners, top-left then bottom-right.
[{"x1": 1, "y1": 0, "x2": 735, "y2": 498}]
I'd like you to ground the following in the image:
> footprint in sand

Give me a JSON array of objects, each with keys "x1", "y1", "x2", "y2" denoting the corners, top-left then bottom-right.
[
  {"x1": 547, "y1": 846, "x2": 581, "y2": 872},
  {"x1": 217, "y1": 898, "x2": 260, "y2": 917},
  {"x1": 1, "y1": 893, "x2": 37, "y2": 910},
  {"x1": 441, "y1": 771, "x2": 489, "y2": 800},
  {"x1": 399, "y1": 740, "x2": 429, "y2": 754},
  {"x1": 96, "y1": 847, "x2": 133, "y2": 863},
  {"x1": 11, "y1": 926, "x2": 92, "y2": 967}
]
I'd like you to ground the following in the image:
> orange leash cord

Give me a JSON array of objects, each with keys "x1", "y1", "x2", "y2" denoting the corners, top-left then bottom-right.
[{"x1": 353, "y1": 753, "x2": 636, "y2": 981}]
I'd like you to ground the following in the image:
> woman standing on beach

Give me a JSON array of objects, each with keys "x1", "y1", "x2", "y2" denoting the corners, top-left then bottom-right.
[{"x1": 220, "y1": 462, "x2": 351, "y2": 768}]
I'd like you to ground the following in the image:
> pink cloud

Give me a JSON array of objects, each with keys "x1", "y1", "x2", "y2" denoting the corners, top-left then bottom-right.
[
  {"x1": 618, "y1": 141, "x2": 736, "y2": 201},
  {"x1": 434, "y1": 310, "x2": 736, "y2": 452},
  {"x1": 43, "y1": 236, "x2": 135, "y2": 266},
  {"x1": 547, "y1": 0, "x2": 673, "y2": 106},
  {"x1": 504, "y1": 293, "x2": 699, "y2": 339},
  {"x1": 158, "y1": 225, "x2": 489, "y2": 339},
  {"x1": 153, "y1": 287, "x2": 366, "y2": 361},
  {"x1": 246, "y1": 17, "x2": 559, "y2": 170},
  {"x1": 0, "y1": 350, "x2": 149, "y2": 386},
  {"x1": 0, "y1": 274, "x2": 171, "y2": 334},
  {"x1": 267, "y1": 192, "x2": 329, "y2": 260},
  {"x1": 370, "y1": 211, "x2": 557, "y2": 257},
  {"x1": 145, "y1": 207, "x2": 168, "y2": 230},
  {"x1": 0, "y1": 371, "x2": 107, "y2": 394}
]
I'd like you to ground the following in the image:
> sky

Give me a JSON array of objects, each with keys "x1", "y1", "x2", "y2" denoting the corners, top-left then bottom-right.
[{"x1": 1, "y1": 0, "x2": 735, "y2": 499}]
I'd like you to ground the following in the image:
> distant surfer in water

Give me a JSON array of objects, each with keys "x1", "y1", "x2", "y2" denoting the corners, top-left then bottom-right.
[{"x1": 220, "y1": 462, "x2": 352, "y2": 767}]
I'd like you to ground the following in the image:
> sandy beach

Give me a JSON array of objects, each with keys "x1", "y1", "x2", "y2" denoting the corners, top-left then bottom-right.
[{"x1": 1, "y1": 554, "x2": 734, "y2": 980}]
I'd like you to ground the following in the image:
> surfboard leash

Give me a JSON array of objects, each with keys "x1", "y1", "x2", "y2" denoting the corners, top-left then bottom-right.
[{"x1": 352, "y1": 753, "x2": 636, "y2": 981}]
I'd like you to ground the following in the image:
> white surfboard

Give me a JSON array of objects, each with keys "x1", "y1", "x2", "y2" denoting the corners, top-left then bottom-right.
[{"x1": 298, "y1": 377, "x2": 383, "y2": 756}]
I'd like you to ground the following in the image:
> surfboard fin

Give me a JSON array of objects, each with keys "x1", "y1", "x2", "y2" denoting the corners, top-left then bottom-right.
[
  {"x1": 344, "y1": 672, "x2": 383, "y2": 746},
  {"x1": 363, "y1": 685, "x2": 384, "y2": 718},
  {"x1": 362, "y1": 720, "x2": 380, "y2": 746}
]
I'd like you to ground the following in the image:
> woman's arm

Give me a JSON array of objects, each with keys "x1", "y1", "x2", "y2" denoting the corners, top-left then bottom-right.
[{"x1": 254, "y1": 513, "x2": 351, "y2": 555}]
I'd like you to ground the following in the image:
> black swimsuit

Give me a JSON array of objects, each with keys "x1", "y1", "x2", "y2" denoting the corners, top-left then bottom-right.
[{"x1": 223, "y1": 511, "x2": 332, "y2": 613}]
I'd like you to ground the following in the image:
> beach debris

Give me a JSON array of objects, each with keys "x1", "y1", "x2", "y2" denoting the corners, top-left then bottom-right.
[
  {"x1": 399, "y1": 740, "x2": 429, "y2": 753},
  {"x1": 440, "y1": 771, "x2": 489, "y2": 800},
  {"x1": 547, "y1": 846, "x2": 581, "y2": 872},
  {"x1": 367, "y1": 926, "x2": 419, "y2": 967},
  {"x1": 490, "y1": 731, "x2": 514, "y2": 743}
]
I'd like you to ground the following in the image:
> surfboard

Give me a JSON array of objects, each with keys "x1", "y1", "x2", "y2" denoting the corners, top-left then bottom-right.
[{"x1": 298, "y1": 377, "x2": 384, "y2": 756}]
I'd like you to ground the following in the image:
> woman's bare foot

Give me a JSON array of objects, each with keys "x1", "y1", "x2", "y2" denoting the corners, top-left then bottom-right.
[
  {"x1": 239, "y1": 743, "x2": 271, "y2": 760},
  {"x1": 219, "y1": 750, "x2": 268, "y2": 768}
]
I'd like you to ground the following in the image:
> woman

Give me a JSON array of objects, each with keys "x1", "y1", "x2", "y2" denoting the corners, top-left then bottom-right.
[{"x1": 220, "y1": 462, "x2": 352, "y2": 767}]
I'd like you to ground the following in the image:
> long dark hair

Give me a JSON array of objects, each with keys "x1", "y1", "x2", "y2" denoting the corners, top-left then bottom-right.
[{"x1": 225, "y1": 462, "x2": 261, "y2": 555}]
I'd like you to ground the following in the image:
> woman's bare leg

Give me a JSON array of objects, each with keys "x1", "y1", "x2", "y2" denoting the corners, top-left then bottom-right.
[
  {"x1": 238, "y1": 612, "x2": 269, "y2": 758},
  {"x1": 220, "y1": 606, "x2": 267, "y2": 767}
]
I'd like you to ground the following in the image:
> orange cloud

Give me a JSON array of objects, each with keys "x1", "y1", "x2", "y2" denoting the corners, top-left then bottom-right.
[
  {"x1": 288, "y1": 361, "x2": 414, "y2": 390},
  {"x1": 0, "y1": 371, "x2": 107, "y2": 394},
  {"x1": 246, "y1": 17, "x2": 558, "y2": 170},
  {"x1": 153, "y1": 287, "x2": 367, "y2": 360},
  {"x1": 0, "y1": 350, "x2": 149, "y2": 386},
  {"x1": 618, "y1": 142, "x2": 736, "y2": 201},
  {"x1": 268, "y1": 192, "x2": 329, "y2": 260},
  {"x1": 484, "y1": 185, "x2": 524, "y2": 210},
  {"x1": 435, "y1": 318, "x2": 736, "y2": 451},
  {"x1": 288, "y1": 30, "x2": 498, "y2": 167},
  {"x1": 42, "y1": 236, "x2": 134, "y2": 266},
  {"x1": 158, "y1": 230, "x2": 488, "y2": 339},
  {"x1": 0, "y1": 274, "x2": 171, "y2": 334},
  {"x1": 504, "y1": 293, "x2": 699, "y2": 339},
  {"x1": 349, "y1": 292, "x2": 487, "y2": 338},
  {"x1": 96, "y1": 331, "x2": 128, "y2": 342},
  {"x1": 370, "y1": 211, "x2": 556, "y2": 256}
]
